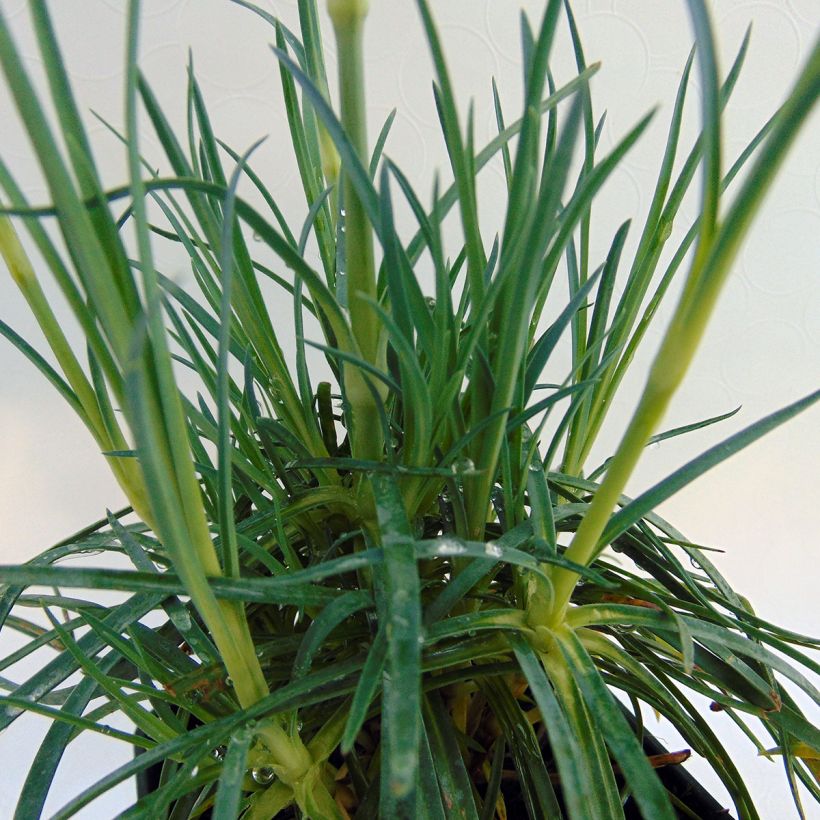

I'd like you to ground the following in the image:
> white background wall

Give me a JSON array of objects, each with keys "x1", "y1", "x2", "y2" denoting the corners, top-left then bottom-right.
[{"x1": 0, "y1": 0, "x2": 818, "y2": 817}]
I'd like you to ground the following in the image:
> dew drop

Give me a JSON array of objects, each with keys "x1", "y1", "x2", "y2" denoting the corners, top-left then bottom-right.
[
  {"x1": 252, "y1": 231, "x2": 262, "y2": 242},
  {"x1": 425, "y1": 296, "x2": 436, "y2": 310},
  {"x1": 211, "y1": 745, "x2": 226, "y2": 761},
  {"x1": 252, "y1": 766, "x2": 275, "y2": 785},
  {"x1": 225, "y1": 676, "x2": 234, "y2": 688}
]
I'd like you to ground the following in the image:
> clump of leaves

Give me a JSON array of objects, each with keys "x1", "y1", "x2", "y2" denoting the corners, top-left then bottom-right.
[{"x1": 0, "y1": 0, "x2": 818, "y2": 818}]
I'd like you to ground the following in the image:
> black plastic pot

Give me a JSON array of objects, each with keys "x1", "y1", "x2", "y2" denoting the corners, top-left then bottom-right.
[
  {"x1": 499, "y1": 722, "x2": 733, "y2": 819},
  {"x1": 624, "y1": 729, "x2": 731, "y2": 819},
  {"x1": 136, "y1": 722, "x2": 732, "y2": 819}
]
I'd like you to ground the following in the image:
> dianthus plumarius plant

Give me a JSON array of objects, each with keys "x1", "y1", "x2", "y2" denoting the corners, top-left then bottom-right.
[{"x1": 0, "y1": 0, "x2": 818, "y2": 817}]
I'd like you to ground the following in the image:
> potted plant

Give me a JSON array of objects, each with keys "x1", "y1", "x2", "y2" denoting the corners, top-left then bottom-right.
[{"x1": 0, "y1": 0, "x2": 818, "y2": 817}]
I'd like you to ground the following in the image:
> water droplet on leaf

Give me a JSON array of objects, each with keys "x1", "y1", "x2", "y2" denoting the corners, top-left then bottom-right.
[{"x1": 252, "y1": 766, "x2": 275, "y2": 785}]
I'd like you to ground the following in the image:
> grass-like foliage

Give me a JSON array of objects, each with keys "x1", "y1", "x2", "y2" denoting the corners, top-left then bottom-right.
[{"x1": 1, "y1": 0, "x2": 819, "y2": 817}]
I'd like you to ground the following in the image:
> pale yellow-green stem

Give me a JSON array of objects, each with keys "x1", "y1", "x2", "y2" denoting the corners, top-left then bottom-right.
[
  {"x1": 246, "y1": 782, "x2": 293, "y2": 820},
  {"x1": 1, "y1": 220, "x2": 329, "y2": 808},
  {"x1": 546, "y1": 35, "x2": 820, "y2": 626},
  {"x1": 0, "y1": 213, "x2": 270, "y2": 713},
  {"x1": 0, "y1": 216, "x2": 154, "y2": 526},
  {"x1": 328, "y1": 0, "x2": 385, "y2": 466},
  {"x1": 546, "y1": 295, "x2": 716, "y2": 626},
  {"x1": 0, "y1": 218, "x2": 270, "y2": 709}
]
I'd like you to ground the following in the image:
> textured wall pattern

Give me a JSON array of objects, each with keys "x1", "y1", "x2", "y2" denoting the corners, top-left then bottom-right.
[{"x1": 0, "y1": 1, "x2": 818, "y2": 816}]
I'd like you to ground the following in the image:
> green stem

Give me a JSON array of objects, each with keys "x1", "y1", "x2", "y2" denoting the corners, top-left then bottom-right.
[
  {"x1": 548, "y1": 35, "x2": 820, "y2": 624},
  {"x1": 127, "y1": 0, "x2": 270, "y2": 716},
  {"x1": 0, "y1": 216, "x2": 154, "y2": 526},
  {"x1": 549, "y1": 360, "x2": 684, "y2": 623},
  {"x1": 329, "y1": 0, "x2": 384, "y2": 464}
]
